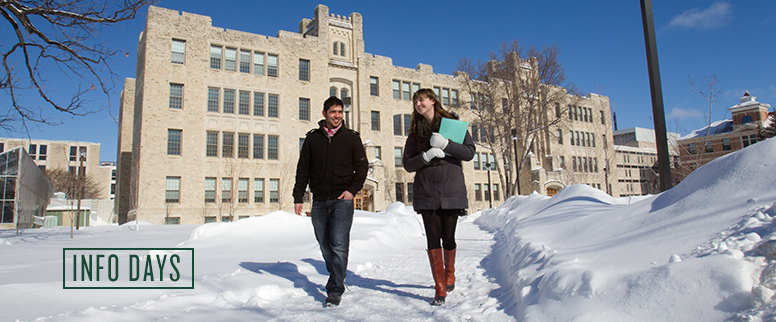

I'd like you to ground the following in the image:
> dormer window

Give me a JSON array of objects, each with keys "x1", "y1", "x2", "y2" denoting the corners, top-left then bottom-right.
[{"x1": 741, "y1": 115, "x2": 753, "y2": 124}]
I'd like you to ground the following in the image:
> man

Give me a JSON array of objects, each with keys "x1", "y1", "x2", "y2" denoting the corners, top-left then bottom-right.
[{"x1": 293, "y1": 96, "x2": 368, "y2": 307}]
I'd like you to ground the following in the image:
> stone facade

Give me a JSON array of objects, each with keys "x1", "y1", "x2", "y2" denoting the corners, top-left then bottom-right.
[{"x1": 118, "y1": 5, "x2": 615, "y2": 224}]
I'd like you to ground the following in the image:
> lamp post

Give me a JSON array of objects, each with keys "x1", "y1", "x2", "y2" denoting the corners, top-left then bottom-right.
[
  {"x1": 511, "y1": 129, "x2": 521, "y2": 196},
  {"x1": 76, "y1": 151, "x2": 85, "y2": 230},
  {"x1": 485, "y1": 162, "x2": 493, "y2": 208}
]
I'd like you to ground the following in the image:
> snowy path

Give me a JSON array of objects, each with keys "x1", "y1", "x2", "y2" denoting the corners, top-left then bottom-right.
[{"x1": 3, "y1": 212, "x2": 514, "y2": 322}]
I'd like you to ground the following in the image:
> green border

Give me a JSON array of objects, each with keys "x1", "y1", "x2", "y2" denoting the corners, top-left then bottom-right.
[{"x1": 63, "y1": 248, "x2": 194, "y2": 289}]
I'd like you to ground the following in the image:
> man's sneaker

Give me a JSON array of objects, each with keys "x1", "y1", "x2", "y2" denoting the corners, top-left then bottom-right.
[{"x1": 325, "y1": 293, "x2": 342, "y2": 307}]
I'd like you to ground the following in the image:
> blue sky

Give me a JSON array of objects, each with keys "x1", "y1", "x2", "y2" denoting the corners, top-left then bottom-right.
[{"x1": 7, "y1": 0, "x2": 775, "y2": 161}]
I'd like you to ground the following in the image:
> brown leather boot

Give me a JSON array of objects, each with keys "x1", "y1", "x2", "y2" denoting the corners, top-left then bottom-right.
[
  {"x1": 444, "y1": 247, "x2": 456, "y2": 292},
  {"x1": 427, "y1": 248, "x2": 446, "y2": 306}
]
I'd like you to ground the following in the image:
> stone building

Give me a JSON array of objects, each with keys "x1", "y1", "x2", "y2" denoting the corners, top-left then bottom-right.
[
  {"x1": 0, "y1": 138, "x2": 114, "y2": 200},
  {"x1": 117, "y1": 5, "x2": 614, "y2": 224},
  {"x1": 677, "y1": 91, "x2": 772, "y2": 170},
  {"x1": 613, "y1": 127, "x2": 680, "y2": 196}
]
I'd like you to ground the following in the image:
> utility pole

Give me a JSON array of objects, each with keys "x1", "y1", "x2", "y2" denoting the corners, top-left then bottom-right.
[
  {"x1": 76, "y1": 151, "x2": 85, "y2": 230},
  {"x1": 640, "y1": 0, "x2": 673, "y2": 191},
  {"x1": 511, "y1": 129, "x2": 521, "y2": 196}
]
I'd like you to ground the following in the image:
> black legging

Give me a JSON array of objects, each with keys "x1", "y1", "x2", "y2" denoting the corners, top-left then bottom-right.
[{"x1": 420, "y1": 209, "x2": 461, "y2": 250}]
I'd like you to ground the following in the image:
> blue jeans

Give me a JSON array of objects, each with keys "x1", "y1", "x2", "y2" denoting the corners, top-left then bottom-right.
[{"x1": 310, "y1": 198, "x2": 354, "y2": 295}]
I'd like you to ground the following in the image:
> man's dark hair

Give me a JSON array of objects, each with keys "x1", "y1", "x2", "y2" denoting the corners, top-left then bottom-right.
[{"x1": 324, "y1": 96, "x2": 344, "y2": 112}]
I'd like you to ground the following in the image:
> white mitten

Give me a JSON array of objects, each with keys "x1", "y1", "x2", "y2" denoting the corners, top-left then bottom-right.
[
  {"x1": 422, "y1": 147, "x2": 445, "y2": 163},
  {"x1": 430, "y1": 133, "x2": 449, "y2": 150}
]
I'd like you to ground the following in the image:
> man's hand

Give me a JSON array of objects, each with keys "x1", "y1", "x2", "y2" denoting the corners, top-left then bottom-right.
[
  {"x1": 294, "y1": 203, "x2": 304, "y2": 216},
  {"x1": 338, "y1": 190, "x2": 354, "y2": 200}
]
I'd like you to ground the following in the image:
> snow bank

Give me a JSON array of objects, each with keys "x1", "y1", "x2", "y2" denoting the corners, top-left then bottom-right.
[{"x1": 477, "y1": 137, "x2": 776, "y2": 321}]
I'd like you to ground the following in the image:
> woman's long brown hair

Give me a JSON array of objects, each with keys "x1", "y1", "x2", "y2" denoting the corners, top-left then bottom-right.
[{"x1": 408, "y1": 88, "x2": 453, "y2": 135}]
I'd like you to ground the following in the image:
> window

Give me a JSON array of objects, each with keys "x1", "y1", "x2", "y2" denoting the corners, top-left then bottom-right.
[
  {"x1": 299, "y1": 138, "x2": 305, "y2": 151},
  {"x1": 268, "y1": 94, "x2": 279, "y2": 118},
  {"x1": 742, "y1": 115, "x2": 754, "y2": 124},
  {"x1": 299, "y1": 98, "x2": 310, "y2": 121},
  {"x1": 473, "y1": 153, "x2": 480, "y2": 170},
  {"x1": 169, "y1": 83, "x2": 183, "y2": 109},
  {"x1": 253, "y1": 92, "x2": 264, "y2": 116},
  {"x1": 254, "y1": 178, "x2": 264, "y2": 203},
  {"x1": 253, "y1": 134, "x2": 264, "y2": 159},
  {"x1": 223, "y1": 89, "x2": 235, "y2": 114},
  {"x1": 268, "y1": 135, "x2": 278, "y2": 160},
  {"x1": 206, "y1": 131, "x2": 218, "y2": 157},
  {"x1": 371, "y1": 111, "x2": 380, "y2": 131},
  {"x1": 168, "y1": 129, "x2": 182, "y2": 155},
  {"x1": 165, "y1": 217, "x2": 180, "y2": 225},
  {"x1": 392, "y1": 80, "x2": 401, "y2": 99},
  {"x1": 340, "y1": 42, "x2": 346, "y2": 56},
  {"x1": 374, "y1": 146, "x2": 381, "y2": 160},
  {"x1": 222, "y1": 132, "x2": 234, "y2": 158},
  {"x1": 166, "y1": 177, "x2": 180, "y2": 203},
  {"x1": 395, "y1": 183, "x2": 404, "y2": 203},
  {"x1": 402, "y1": 82, "x2": 411, "y2": 100},
  {"x1": 688, "y1": 143, "x2": 697, "y2": 154},
  {"x1": 393, "y1": 115, "x2": 402, "y2": 136},
  {"x1": 222, "y1": 178, "x2": 232, "y2": 203},
  {"x1": 601, "y1": 110, "x2": 606, "y2": 124},
  {"x1": 238, "y1": 178, "x2": 249, "y2": 203},
  {"x1": 475, "y1": 184, "x2": 482, "y2": 201},
  {"x1": 238, "y1": 91, "x2": 250, "y2": 115},
  {"x1": 555, "y1": 103, "x2": 561, "y2": 118},
  {"x1": 69, "y1": 146, "x2": 77, "y2": 161},
  {"x1": 451, "y1": 90, "x2": 458, "y2": 106},
  {"x1": 205, "y1": 177, "x2": 216, "y2": 203},
  {"x1": 404, "y1": 114, "x2": 411, "y2": 136},
  {"x1": 299, "y1": 59, "x2": 310, "y2": 81},
  {"x1": 171, "y1": 39, "x2": 185, "y2": 64},
  {"x1": 333, "y1": 42, "x2": 339, "y2": 55},
  {"x1": 267, "y1": 54, "x2": 278, "y2": 77},
  {"x1": 238, "y1": 133, "x2": 250, "y2": 158},
  {"x1": 253, "y1": 52, "x2": 264, "y2": 75},
  {"x1": 370, "y1": 77, "x2": 379, "y2": 96},
  {"x1": 340, "y1": 88, "x2": 349, "y2": 99},
  {"x1": 269, "y1": 179, "x2": 279, "y2": 202},
  {"x1": 493, "y1": 184, "x2": 500, "y2": 201},
  {"x1": 38, "y1": 145, "x2": 47, "y2": 161},
  {"x1": 722, "y1": 138, "x2": 731, "y2": 151},
  {"x1": 558, "y1": 129, "x2": 563, "y2": 144},
  {"x1": 79, "y1": 146, "x2": 87, "y2": 161},
  {"x1": 705, "y1": 141, "x2": 713, "y2": 153},
  {"x1": 210, "y1": 45, "x2": 222, "y2": 69},
  {"x1": 433, "y1": 87, "x2": 441, "y2": 99},
  {"x1": 407, "y1": 182, "x2": 414, "y2": 204},
  {"x1": 239, "y1": 50, "x2": 251, "y2": 73},
  {"x1": 394, "y1": 147, "x2": 402, "y2": 167},
  {"x1": 207, "y1": 88, "x2": 219, "y2": 112},
  {"x1": 225, "y1": 47, "x2": 236, "y2": 71}
]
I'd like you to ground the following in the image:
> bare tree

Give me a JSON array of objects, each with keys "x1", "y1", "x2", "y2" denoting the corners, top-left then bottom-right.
[
  {"x1": 685, "y1": 75, "x2": 722, "y2": 169},
  {"x1": 46, "y1": 167, "x2": 101, "y2": 199},
  {"x1": 1, "y1": 0, "x2": 155, "y2": 131},
  {"x1": 454, "y1": 40, "x2": 581, "y2": 197}
]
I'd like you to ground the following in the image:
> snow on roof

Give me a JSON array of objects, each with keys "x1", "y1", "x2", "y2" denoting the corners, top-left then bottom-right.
[{"x1": 680, "y1": 119, "x2": 734, "y2": 139}]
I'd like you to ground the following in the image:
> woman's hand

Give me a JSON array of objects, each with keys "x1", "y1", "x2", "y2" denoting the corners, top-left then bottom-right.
[{"x1": 430, "y1": 133, "x2": 449, "y2": 150}]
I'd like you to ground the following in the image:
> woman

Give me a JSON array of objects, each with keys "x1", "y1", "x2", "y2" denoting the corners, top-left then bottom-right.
[{"x1": 403, "y1": 88, "x2": 475, "y2": 306}]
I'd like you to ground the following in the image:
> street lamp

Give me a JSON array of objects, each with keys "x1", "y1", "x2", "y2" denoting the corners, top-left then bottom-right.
[
  {"x1": 76, "y1": 150, "x2": 85, "y2": 230},
  {"x1": 485, "y1": 162, "x2": 493, "y2": 208},
  {"x1": 511, "y1": 129, "x2": 521, "y2": 196}
]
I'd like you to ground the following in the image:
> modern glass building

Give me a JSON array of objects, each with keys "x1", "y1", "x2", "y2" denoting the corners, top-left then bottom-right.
[{"x1": 0, "y1": 147, "x2": 53, "y2": 229}]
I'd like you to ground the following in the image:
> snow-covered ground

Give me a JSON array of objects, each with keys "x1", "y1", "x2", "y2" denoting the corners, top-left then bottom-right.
[{"x1": 2, "y1": 137, "x2": 776, "y2": 321}]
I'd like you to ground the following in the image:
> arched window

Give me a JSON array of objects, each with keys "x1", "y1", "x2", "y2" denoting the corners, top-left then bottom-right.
[
  {"x1": 330, "y1": 86, "x2": 337, "y2": 98},
  {"x1": 332, "y1": 42, "x2": 338, "y2": 56},
  {"x1": 340, "y1": 88, "x2": 349, "y2": 98},
  {"x1": 742, "y1": 115, "x2": 753, "y2": 124}
]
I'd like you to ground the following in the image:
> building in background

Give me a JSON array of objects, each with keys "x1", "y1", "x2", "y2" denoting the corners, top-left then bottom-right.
[
  {"x1": 117, "y1": 5, "x2": 614, "y2": 224},
  {"x1": 613, "y1": 127, "x2": 680, "y2": 196},
  {"x1": 0, "y1": 147, "x2": 53, "y2": 229},
  {"x1": 677, "y1": 91, "x2": 772, "y2": 170}
]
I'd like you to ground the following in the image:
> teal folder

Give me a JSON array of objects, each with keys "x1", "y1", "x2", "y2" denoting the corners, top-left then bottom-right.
[{"x1": 439, "y1": 118, "x2": 469, "y2": 144}]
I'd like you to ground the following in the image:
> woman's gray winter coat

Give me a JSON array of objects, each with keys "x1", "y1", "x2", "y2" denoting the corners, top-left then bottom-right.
[{"x1": 403, "y1": 130, "x2": 476, "y2": 211}]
